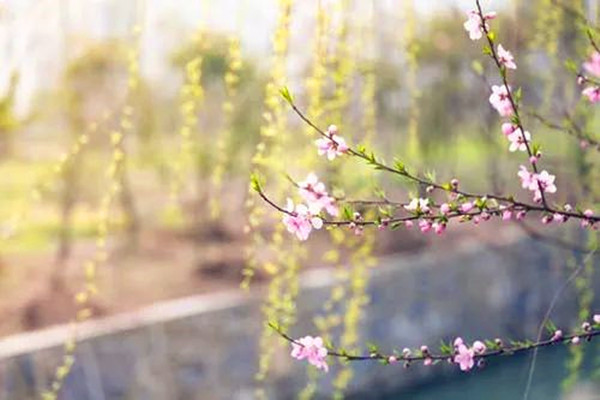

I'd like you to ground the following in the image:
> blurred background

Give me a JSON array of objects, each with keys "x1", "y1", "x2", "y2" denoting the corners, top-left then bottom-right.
[{"x1": 0, "y1": 0, "x2": 600, "y2": 399}]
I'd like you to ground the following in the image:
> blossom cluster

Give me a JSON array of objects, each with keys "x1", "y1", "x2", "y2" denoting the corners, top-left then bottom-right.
[
  {"x1": 290, "y1": 335, "x2": 329, "y2": 372},
  {"x1": 274, "y1": 1, "x2": 600, "y2": 377},
  {"x1": 315, "y1": 125, "x2": 348, "y2": 160},
  {"x1": 282, "y1": 173, "x2": 338, "y2": 240},
  {"x1": 463, "y1": 9, "x2": 496, "y2": 41},
  {"x1": 517, "y1": 166, "x2": 557, "y2": 203},
  {"x1": 581, "y1": 52, "x2": 600, "y2": 103},
  {"x1": 287, "y1": 314, "x2": 600, "y2": 373},
  {"x1": 452, "y1": 337, "x2": 486, "y2": 371},
  {"x1": 464, "y1": 8, "x2": 557, "y2": 203}
]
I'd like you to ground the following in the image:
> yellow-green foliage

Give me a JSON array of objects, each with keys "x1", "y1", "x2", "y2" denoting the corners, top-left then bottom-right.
[
  {"x1": 332, "y1": 7, "x2": 378, "y2": 397},
  {"x1": 243, "y1": 0, "x2": 294, "y2": 288},
  {"x1": 247, "y1": 2, "x2": 299, "y2": 398},
  {"x1": 42, "y1": 26, "x2": 144, "y2": 400},
  {"x1": 297, "y1": 5, "x2": 333, "y2": 398},
  {"x1": 169, "y1": 29, "x2": 205, "y2": 212},
  {"x1": 210, "y1": 35, "x2": 243, "y2": 219},
  {"x1": 403, "y1": 0, "x2": 421, "y2": 164},
  {"x1": 563, "y1": 232, "x2": 597, "y2": 391},
  {"x1": 0, "y1": 115, "x2": 115, "y2": 254},
  {"x1": 531, "y1": 0, "x2": 563, "y2": 112}
]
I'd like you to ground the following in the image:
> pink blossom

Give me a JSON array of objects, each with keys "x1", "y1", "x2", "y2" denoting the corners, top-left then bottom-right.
[
  {"x1": 584, "y1": 52, "x2": 600, "y2": 77},
  {"x1": 388, "y1": 356, "x2": 398, "y2": 364},
  {"x1": 580, "y1": 140, "x2": 590, "y2": 149},
  {"x1": 502, "y1": 210, "x2": 513, "y2": 221},
  {"x1": 454, "y1": 344, "x2": 475, "y2": 372},
  {"x1": 461, "y1": 202, "x2": 474, "y2": 213},
  {"x1": 291, "y1": 336, "x2": 329, "y2": 372},
  {"x1": 582, "y1": 86, "x2": 600, "y2": 103},
  {"x1": 497, "y1": 44, "x2": 517, "y2": 69},
  {"x1": 404, "y1": 220, "x2": 414, "y2": 229},
  {"x1": 582, "y1": 321, "x2": 591, "y2": 331},
  {"x1": 480, "y1": 212, "x2": 491, "y2": 221},
  {"x1": 315, "y1": 125, "x2": 348, "y2": 160},
  {"x1": 584, "y1": 209, "x2": 594, "y2": 218},
  {"x1": 419, "y1": 219, "x2": 432, "y2": 233},
  {"x1": 432, "y1": 221, "x2": 446, "y2": 235},
  {"x1": 440, "y1": 203, "x2": 451, "y2": 215},
  {"x1": 463, "y1": 9, "x2": 496, "y2": 41},
  {"x1": 507, "y1": 129, "x2": 531, "y2": 152},
  {"x1": 535, "y1": 170, "x2": 557, "y2": 196},
  {"x1": 282, "y1": 199, "x2": 323, "y2": 241},
  {"x1": 518, "y1": 166, "x2": 535, "y2": 189},
  {"x1": 405, "y1": 198, "x2": 431, "y2": 214},
  {"x1": 489, "y1": 84, "x2": 514, "y2": 117},
  {"x1": 551, "y1": 330, "x2": 563, "y2": 341},
  {"x1": 472, "y1": 340, "x2": 487, "y2": 354},
  {"x1": 453, "y1": 337, "x2": 464, "y2": 348},
  {"x1": 473, "y1": 216, "x2": 481, "y2": 224},
  {"x1": 298, "y1": 173, "x2": 338, "y2": 216},
  {"x1": 593, "y1": 314, "x2": 600, "y2": 324},
  {"x1": 502, "y1": 123, "x2": 516, "y2": 136},
  {"x1": 553, "y1": 213, "x2": 565, "y2": 223},
  {"x1": 571, "y1": 336, "x2": 580, "y2": 345},
  {"x1": 402, "y1": 348, "x2": 412, "y2": 357},
  {"x1": 423, "y1": 358, "x2": 433, "y2": 366},
  {"x1": 516, "y1": 211, "x2": 526, "y2": 220},
  {"x1": 577, "y1": 75, "x2": 586, "y2": 85}
]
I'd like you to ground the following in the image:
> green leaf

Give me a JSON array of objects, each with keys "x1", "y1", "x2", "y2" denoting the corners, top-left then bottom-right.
[
  {"x1": 250, "y1": 173, "x2": 262, "y2": 192},
  {"x1": 564, "y1": 58, "x2": 578, "y2": 73},
  {"x1": 279, "y1": 86, "x2": 294, "y2": 104},
  {"x1": 342, "y1": 205, "x2": 354, "y2": 221},
  {"x1": 393, "y1": 159, "x2": 406, "y2": 174},
  {"x1": 514, "y1": 87, "x2": 522, "y2": 103},
  {"x1": 544, "y1": 320, "x2": 558, "y2": 334},
  {"x1": 367, "y1": 342, "x2": 379, "y2": 353}
]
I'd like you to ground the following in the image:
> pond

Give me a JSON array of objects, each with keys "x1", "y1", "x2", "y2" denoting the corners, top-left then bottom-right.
[{"x1": 379, "y1": 345, "x2": 600, "y2": 400}]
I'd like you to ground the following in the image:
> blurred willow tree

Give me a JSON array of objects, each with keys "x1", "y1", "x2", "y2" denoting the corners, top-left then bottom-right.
[
  {"x1": 52, "y1": 39, "x2": 155, "y2": 270},
  {"x1": 0, "y1": 74, "x2": 21, "y2": 159},
  {"x1": 170, "y1": 30, "x2": 263, "y2": 222}
]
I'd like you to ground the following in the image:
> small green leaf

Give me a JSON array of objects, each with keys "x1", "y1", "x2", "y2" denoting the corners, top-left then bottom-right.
[
  {"x1": 564, "y1": 59, "x2": 578, "y2": 73},
  {"x1": 514, "y1": 87, "x2": 522, "y2": 103},
  {"x1": 390, "y1": 221, "x2": 403, "y2": 230},
  {"x1": 279, "y1": 86, "x2": 294, "y2": 104},
  {"x1": 544, "y1": 320, "x2": 558, "y2": 334},
  {"x1": 250, "y1": 173, "x2": 262, "y2": 192},
  {"x1": 367, "y1": 342, "x2": 380, "y2": 354},
  {"x1": 342, "y1": 205, "x2": 354, "y2": 221},
  {"x1": 394, "y1": 159, "x2": 406, "y2": 174}
]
